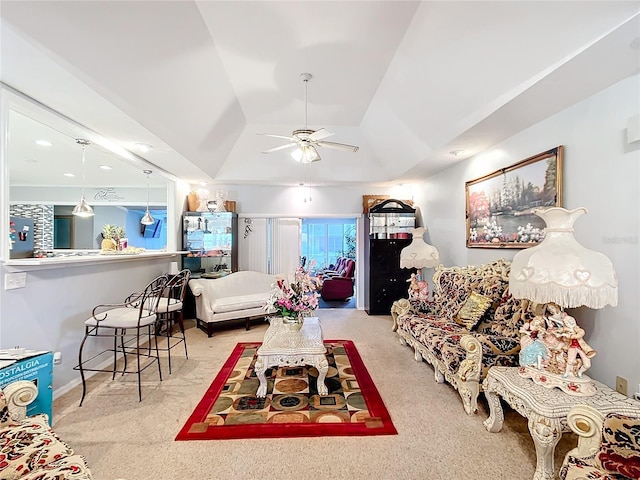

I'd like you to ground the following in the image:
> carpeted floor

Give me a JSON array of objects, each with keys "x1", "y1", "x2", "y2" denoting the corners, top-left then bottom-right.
[
  {"x1": 176, "y1": 339, "x2": 396, "y2": 440},
  {"x1": 52, "y1": 309, "x2": 576, "y2": 480}
]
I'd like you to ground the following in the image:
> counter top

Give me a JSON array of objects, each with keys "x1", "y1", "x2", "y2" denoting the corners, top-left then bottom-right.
[{"x1": 2, "y1": 251, "x2": 186, "y2": 271}]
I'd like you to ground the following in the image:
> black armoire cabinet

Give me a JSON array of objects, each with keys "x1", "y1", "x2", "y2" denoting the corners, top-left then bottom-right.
[{"x1": 364, "y1": 199, "x2": 416, "y2": 315}]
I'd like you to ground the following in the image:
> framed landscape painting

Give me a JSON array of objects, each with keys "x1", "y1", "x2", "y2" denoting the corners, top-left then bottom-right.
[{"x1": 465, "y1": 146, "x2": 563, "y2": 248}]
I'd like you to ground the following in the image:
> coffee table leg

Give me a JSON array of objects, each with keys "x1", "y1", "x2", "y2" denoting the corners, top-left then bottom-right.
[
  {"x1": 314, "y1": 356, "x2": 329, "y2": 396},
  {"x1": 483, "y1": 389, "x2": 504, "y2": 433},
  {"x1": 255, "y1": 355, "x2": 268, "y2": 398},
  {"x1": 528, "y1": 414, "x2": 562, "y2": 480}
]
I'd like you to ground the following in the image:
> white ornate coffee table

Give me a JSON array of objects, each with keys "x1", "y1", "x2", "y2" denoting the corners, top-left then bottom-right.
[
  {"x1": 254, "y1": 317, "x2": 329, "y2": 398},
  {"x1": 483, "y1": 366, "x2": 640, "y2": 480}
]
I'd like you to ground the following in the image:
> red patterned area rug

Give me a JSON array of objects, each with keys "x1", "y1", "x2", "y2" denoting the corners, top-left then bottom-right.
[{"x1": 176, "y1": 340, "x2": 397, "y2": 440}]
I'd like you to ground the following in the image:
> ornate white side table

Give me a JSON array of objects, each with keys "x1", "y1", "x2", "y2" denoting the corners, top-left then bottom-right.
[
  {"x1": 483, "y1": 366, "x2": 640, "y2": 480},
  {"x1": 255, "y1": 317, "x2": 329, "y2": 398}
]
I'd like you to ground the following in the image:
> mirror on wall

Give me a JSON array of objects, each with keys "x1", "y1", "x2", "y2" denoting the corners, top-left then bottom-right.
[{"x1": 7, "y1": 102, "x2": 169, "y2": 258}]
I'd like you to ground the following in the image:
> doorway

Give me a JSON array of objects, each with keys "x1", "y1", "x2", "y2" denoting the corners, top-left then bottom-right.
[{"x1": 301, "y1": 218, "x2": 356, "y2": 309}]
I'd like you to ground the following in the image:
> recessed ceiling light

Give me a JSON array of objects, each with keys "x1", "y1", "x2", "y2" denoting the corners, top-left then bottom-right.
[
  {"x1": 134, "y1": 143, "x2": 153, "y2": 153},
  {"x1": 35, "y1": 140, "x2": 52, "y2": 147},
  {"x1": 64, "y1": 173, "x2": 75, "y2": 177},
  {"x1": 99, "y1": 165, "x2": 112, "y2": 170}
]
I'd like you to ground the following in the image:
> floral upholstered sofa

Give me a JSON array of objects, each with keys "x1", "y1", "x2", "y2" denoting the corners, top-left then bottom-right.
[
  {"x1": 391, "y1": 259, "x2": 535, "y2": 415},
  {"x1": 0, "y1": 380, "x2": 92, "y2": 479},
  {"x1": 560, "y1": 404, "x2": 640, "y2": 480}
]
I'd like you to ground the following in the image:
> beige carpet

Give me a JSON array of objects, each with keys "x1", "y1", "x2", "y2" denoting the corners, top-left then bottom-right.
[{"x1": 53, "y1": 309, "x2": 576, "y2": 480}]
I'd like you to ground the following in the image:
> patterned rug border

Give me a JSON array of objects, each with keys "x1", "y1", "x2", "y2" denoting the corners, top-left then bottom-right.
[{"x1": 175, "y1": 339, "x2": 397, "y2": 440}]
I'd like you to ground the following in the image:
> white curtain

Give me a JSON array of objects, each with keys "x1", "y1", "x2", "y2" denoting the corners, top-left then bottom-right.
[
  {"x1": 238, "y1": 217, "x2": 301, "y2": 275},
  {"x1": 269, "y1": 218, "x2": 301, "y2": 275},
  {"x1": 238, "y1": 217, "x2": 268, "y2": 273}
]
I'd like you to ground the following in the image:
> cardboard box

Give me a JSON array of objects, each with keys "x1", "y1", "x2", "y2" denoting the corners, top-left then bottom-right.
[{"x1": 0, "y1": 352, "x2": 53, "y2": 422}]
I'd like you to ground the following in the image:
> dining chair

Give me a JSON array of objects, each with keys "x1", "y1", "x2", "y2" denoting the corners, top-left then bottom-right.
[
  {"x1": 75, "y1": 274, "x2": 168, "y2": 406},
  {"x1": 155, "y1": 268, "x2": 191, "y2": 374}
]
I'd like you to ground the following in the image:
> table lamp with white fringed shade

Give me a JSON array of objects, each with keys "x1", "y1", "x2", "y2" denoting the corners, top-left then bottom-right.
[
  {"x1": 400, "y1": 227, "x2": 440, "y2": 271},
  {"x1": 400, "y1": 227, "x2": 440, "y2": 303},
  {"x1": 509, "y1": 207, "x2": 618, "y2": 396}
]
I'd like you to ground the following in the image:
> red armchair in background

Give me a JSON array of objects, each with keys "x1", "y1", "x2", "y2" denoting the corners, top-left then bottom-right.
[{"x1": 321, "y1": 258, "x2": 355, "y2": 301}]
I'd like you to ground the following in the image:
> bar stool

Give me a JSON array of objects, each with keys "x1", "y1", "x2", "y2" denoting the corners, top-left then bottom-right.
[
  {"x1": 155, "y1": 269, "x2": 190, "y2": 374},
  {"x1": 75, "y1": 274, "x2": 168, "y2": 406}
]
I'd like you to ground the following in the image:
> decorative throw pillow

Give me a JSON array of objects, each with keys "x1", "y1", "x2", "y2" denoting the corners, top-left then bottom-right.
[{"x1": 455, "y1": 292, "x2": 492, "y2": 330}]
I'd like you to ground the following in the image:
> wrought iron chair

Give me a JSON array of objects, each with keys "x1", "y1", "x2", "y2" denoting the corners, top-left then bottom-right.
[
  {"x1": 155, "y1": 268, "x2": 191, "y2": 374},
  {"x1": 75, "y1": 274, "x2": 168, "y2": 406}
]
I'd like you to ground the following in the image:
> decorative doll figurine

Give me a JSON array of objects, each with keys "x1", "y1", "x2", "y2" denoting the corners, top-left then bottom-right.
[
  {"x1": 546, "y1": 303, "x2": 596, "y2": 378},
  {"x1": 519, "y1": 315, "x2": 549, "y2": 370},
  {"x1": 407, "y1": 273, "x2": 429, "y2": 303}
]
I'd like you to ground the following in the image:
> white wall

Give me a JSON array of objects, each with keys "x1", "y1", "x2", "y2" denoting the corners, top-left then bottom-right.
[{"x1": 414, "y1": 74, "x2": 640, "y2": 392}]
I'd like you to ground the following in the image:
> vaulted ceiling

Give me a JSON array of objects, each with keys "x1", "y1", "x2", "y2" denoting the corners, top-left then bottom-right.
[{"x1": 2, "y1": 1, "x2": 639, "y2": 188}]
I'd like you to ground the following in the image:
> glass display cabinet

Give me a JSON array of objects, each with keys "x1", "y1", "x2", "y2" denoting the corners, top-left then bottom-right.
[
  {"x1": 368, "y1": 199, "x2": 416, "y2": 239},
  {"x1": 364, "y1": 199, "x2": 416, "y2": 315},
  {"x1": 182, "y1": 212, "x2": 238, "y2": 277}
]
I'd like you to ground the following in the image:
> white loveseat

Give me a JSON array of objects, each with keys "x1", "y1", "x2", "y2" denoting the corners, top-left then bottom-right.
[{"x1": 189, "y1": 270, "x2": 285, "y2": 337}]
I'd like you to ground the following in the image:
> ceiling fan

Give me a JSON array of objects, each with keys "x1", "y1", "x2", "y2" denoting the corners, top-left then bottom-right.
[{"x1": 259, "y1": 73, "x2": 359, "y2": 164}]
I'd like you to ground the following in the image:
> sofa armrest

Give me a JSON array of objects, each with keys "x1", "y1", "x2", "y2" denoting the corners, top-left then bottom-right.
[
  {"x1": 566, "y1": 405, "x2": 605, "y2": 458},
  {"x1": 2, "y1": 380, "x2": 39, "y2": 424},
  {"x1": 391, "y1": 298, "x2": 414, "y2": 332},
  {"x1": 325, "y1": 276, "x2": 353, "y2": 283},
  {"x1": 188, "y1": 279, "x2": 205, "y2": 297}
]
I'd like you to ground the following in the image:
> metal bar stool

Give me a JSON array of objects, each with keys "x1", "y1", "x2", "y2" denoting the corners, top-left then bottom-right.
[
  {"x1": 75, "y1": 274, "x2": 168, "y2": 406},
  {"x1": 155, "y1": 269, "x2": 190, "y2": 374}
]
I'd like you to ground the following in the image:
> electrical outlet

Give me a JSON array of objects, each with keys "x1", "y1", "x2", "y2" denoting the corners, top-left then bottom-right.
[
  {"x1": 53, "y1": 351, "x2": 62, "y2": 365},
  {"x1": 616, "y1": 376, "x2": 628, "y2": 396},
  {"x1": 4, "y1": 272, "x2": 27, "y2": 290}
]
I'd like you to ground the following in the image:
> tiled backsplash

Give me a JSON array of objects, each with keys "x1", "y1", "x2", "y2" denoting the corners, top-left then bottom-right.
[{"x1": 10, "y1": 204, "x2": 54, "y2": 250}]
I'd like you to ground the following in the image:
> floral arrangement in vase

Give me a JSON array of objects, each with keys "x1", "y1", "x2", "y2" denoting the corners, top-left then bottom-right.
[{"x1": 265, "y1": 264, "x2": 322, "y2": 323}]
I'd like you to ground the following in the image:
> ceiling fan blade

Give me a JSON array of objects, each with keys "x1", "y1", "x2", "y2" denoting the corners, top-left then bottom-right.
[
  {"x1": 308, "y1": 128, "x2": 334, "y2": 142},
  {"x1": 316, "y1": 141, "x2": 359, "y2": 153},
  {"x1": 258, "y1": 133, "x2": 295, "y2": 141},
  {"x1": 262, "y1": 142, "x2": 298, "y2": 154}
]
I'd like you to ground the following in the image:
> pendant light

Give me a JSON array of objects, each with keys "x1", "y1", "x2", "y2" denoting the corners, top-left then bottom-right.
[
  {"x1": 141, "y1": 170, "x2": 155, "y2": 225},
  {"x1": 72, "y1": 139, "x2": 94, "y2": 217}
]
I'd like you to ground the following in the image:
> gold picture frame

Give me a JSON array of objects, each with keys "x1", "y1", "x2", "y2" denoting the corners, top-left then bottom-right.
[
  {"x1": 362, "y1": 195, "x2": 389, "y2": 214},
  {"x1": 465, "y1": 146, "x2": 563, "y2": 248}
]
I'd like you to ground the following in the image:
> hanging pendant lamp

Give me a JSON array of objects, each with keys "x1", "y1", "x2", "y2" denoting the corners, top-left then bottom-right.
[
  {"x1": 72, "y1": 139, "x2": 94, "y2": 217},
  {"x1": 141, "y1": 170, "x2": 155, "y2": 225}
]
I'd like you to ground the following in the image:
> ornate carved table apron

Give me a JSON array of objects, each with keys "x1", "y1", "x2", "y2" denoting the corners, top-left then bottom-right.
[
  {"x1": 482, "y1": 366, "x2": 640, "y2": 480},
  {"x1": 255, "y1": 317, "x2": 329, "y2": 398}
]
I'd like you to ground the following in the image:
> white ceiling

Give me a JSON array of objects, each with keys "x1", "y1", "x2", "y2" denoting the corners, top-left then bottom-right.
[{"x1": 1, "y1": 1, "x2": 639, "y2": 188}]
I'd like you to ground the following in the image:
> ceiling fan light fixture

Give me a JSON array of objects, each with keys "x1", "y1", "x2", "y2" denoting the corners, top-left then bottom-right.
[{"x1": 291, "y1": 144, "x2": 320, "y2": 163}]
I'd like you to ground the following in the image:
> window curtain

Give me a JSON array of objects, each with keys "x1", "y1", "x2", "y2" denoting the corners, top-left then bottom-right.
[
  {"x1": 238, "y1": 217, "x2": 301, "y2": 275},
  {"x1": 238, "y1": 217, "x2": 268, "y2": 272},
  {"x1": 269, "y1": 218, "x2": 301, "y2": 275}
]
